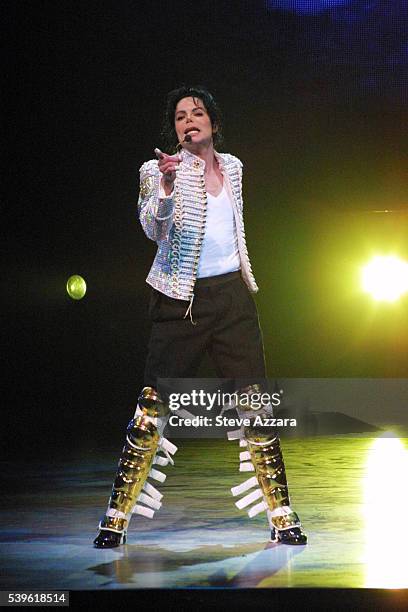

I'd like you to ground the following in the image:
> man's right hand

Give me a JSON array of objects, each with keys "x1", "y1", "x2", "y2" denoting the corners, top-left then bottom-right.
[{"x1": 156, "y1": 150, "x2": 182, "y2": 196}]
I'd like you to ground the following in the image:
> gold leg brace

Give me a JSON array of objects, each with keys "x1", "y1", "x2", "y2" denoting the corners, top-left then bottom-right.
[
  {"x1": 228, "y1": 385, "x2": 302, "y2": 533},
  {"x1": 98, "y1": 386, "x2": 177, "y2": 539}
]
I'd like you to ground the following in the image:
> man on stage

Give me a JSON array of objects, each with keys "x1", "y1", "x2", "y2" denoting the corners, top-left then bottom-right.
[{"x1": 93, "y1": 85, "x2": 307, "y2": 548}]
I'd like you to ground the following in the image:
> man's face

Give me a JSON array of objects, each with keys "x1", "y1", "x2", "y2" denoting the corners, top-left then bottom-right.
[{"x1": 174, "y1": 96, "x2": 215, "y2": 147}]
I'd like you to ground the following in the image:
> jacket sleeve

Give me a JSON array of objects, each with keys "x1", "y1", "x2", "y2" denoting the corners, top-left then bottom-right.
[{"x1": 137, "y1": 160, "x2": 175, "y2": 242}]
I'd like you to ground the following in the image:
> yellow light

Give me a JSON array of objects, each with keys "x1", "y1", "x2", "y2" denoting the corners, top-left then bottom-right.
[
  {"x1": 363, "y1": 432, "x2": 408, "y2": 588},
  {"x1": 66, "y1": 275, "x2": 87, "y2": 300},
  {"x1": 361, "y1": 256, "x2": 408, "y2": 302}
]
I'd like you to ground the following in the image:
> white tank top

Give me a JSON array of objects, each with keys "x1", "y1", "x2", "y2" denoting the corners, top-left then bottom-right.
[{"x1": 197, "y1": 185, "x2": 241, "y2": 278}]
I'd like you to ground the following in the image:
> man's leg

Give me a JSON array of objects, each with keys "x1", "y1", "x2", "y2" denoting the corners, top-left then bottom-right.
[
  {"x1": 229, "y1": 384, "x2": 307, "y2": 545},
  {"x1": 208, "y1": 277, "x2": 307, "y2": 544},
  {"x1": 94, "y1": 288, "x2": 214, "y2": 548},
  {"x1": 93, "y1": 386, "x2": 177, "y2": 548}
]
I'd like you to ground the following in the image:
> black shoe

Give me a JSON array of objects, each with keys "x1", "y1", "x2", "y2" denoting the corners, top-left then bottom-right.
[
  {"x1": 93, "y1": 529, "x2": 126, "y2": 548},
  {"x1": 270, "y1": 526, "x2": 307, "y2": 545}
]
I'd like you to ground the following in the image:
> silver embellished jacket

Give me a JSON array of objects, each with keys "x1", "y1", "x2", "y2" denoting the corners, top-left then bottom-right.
[{"x1": 138, "y1": 148, "x2": 258, "y2": 301}]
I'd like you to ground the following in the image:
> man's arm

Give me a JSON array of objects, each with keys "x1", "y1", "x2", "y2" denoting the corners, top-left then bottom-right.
[{"x1": 137, "y1": 160, "x2": 175, "y2": 242}]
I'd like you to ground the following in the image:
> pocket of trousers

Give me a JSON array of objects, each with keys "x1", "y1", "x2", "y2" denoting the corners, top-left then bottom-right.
[{"x1": 233, "y1": 278, "x2": 257, "y2": 314}]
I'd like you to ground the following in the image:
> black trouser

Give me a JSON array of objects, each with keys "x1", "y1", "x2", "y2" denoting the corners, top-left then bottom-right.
[{"x1": 144, "y1": 271, "x2": 267, "y2": 389}]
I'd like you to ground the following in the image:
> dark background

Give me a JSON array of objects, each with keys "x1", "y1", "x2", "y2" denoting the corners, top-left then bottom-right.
[{"x1": 3, "y1": 0, "x2": 408, "y2": 452}]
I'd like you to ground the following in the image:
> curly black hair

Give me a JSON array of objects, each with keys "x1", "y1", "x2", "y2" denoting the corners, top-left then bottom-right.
[{"x1": 161, "y1": 85, "x2": 224, "y2": 152}]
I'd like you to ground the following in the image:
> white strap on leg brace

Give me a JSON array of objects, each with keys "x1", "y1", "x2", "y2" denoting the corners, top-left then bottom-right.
[
  {"x1": 239, "y1": 451, "x2": 251, "y2": 461},
  {"x1": 239, "y1": 462, "x2": 255, "y2": 472},
  {"x1": 132, "y1": 504, "x2": 155, "y2": 519},
  {"x1": 227, "y1": 428, "x2": 244, "y2": 441},
  {"x1": 149, "y1": 467, "x2": 166, "y2": 483},
  {"x1": 235, "y1": 488, "x2": 263, "y2": 510},
  {"x1": 159, "y1": 437, "x2": 178, "y2": 455},
  {"x1": 143, "y1": 481, "x2": 163, "y2": 501},
  {"x1": 231, "y1": 476, "x2": 258, "y2": 497},
  {"x1": 153, "y1": 437, "x2": 178, "y2": 467},
  {"x1": 137, "y1": 491, "x2": 162, "y2": 510},
  {"x1": 154, "y1": 454, "x2": 171, "y2": 466},
  {"x1": 248, "y1": 500, "x2": 269, "y2": 518}
]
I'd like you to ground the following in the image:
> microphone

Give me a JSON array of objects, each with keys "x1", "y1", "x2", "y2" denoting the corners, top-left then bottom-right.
[{"x1": 183, "y1": 134, "x2": 192, "y2": 143}]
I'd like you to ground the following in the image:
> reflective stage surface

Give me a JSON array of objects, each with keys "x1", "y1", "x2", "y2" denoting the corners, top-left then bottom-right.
[{"x1": 1, "y1": 435, "x2": 408, "y2": 590}]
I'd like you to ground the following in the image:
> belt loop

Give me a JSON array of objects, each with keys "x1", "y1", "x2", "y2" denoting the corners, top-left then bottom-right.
[{"x1": 183, "y1": 294, "x2": 197, "y2": 326}]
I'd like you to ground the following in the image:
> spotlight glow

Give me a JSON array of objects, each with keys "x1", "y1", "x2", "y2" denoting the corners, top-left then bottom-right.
[
  {"x1": 363, "y1": 432, "x2": 408, "y2": 588},
  {"x1": 361, "y1": 256, "x2": 408, "y2": 302},
  {"x1": 66, "y1": 275, "x2": 87, "y2": 300}
]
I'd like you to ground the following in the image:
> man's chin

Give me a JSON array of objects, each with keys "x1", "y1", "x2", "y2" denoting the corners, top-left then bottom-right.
[{"x1": 185, "y1": 137, "x2": 212, "y2": 149}]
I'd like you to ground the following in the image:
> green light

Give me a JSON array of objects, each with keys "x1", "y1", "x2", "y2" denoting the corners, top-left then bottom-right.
[
  {"x1": 361, "y1": 256, "x2": 408, "y2": 302},
  {"x1": 66, "y1": 275, "x2": 87, "y2": 300}
]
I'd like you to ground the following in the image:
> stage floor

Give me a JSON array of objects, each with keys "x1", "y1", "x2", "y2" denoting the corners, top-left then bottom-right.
[{"x1": 1, "y1": 435, "x2": 408, "y2": 590}]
